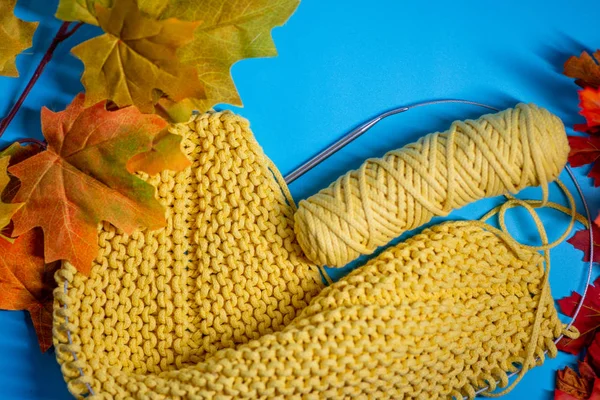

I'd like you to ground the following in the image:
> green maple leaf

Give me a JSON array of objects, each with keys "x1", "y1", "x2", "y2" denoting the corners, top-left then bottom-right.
[{"x1": 0, "y1": 0, "x2": 38, "y2": 77}]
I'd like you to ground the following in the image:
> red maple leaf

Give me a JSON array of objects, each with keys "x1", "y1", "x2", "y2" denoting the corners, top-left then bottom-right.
[
  {"x1": 557, "y1": 276, "x2": 600, "y2": 354},
  {"x1": 575, "y1": 123, "x2": 600, "y2": 136},
  {"x1": 580, "y1": 87, "x2": 600, "y2": 130},
  {"x1": 568, "y1": 136, "x2": 600, "y2": 186},
  {"x1": 568, "y1": 226, "x2": 600, "y2": 264},
  {"x1": 555, "y1": 333, "x2": 600, "y2": 399}
]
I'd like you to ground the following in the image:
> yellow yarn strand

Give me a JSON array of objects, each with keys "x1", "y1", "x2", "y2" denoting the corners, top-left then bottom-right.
[
  {"x1": 472, "y1": 191, "x2": 581, "y2": 397},
  {"x1": 294, "y1": 103, "x2": 570, "y2": 267},
  {"x1": 266, "y1": 156, "x2": 335, "y2": 285}
]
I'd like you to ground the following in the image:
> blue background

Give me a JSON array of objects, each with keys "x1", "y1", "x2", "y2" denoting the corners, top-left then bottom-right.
[{"x1": 1, "y1": 0, "x2": 599, "y2": 398}]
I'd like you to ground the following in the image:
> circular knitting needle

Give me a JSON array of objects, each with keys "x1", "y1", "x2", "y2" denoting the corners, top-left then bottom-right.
[
  {"x1": 283, "y1": 99, "x2": 499, "y2": 184},
  {"x1": 285, "y1": 100, "x2": 594, "y2": 398}
]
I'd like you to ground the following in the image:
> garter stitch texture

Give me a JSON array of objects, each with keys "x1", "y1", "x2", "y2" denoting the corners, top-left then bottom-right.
[
  {"x1": 294, "y1": 103, "x2": 569, "y2": 267},
  {"x1": 54, "y1": 219, "x2": 573, "y2": 398},
  {"x1": 53, "y1": 111, "x2": 324, "y2": 397},
  {"x1": 52, "y1": 109, "x2": 574, "y2": 399}
]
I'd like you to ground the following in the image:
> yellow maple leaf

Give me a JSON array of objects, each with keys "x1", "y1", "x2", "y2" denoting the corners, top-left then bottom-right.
[
  {"x1": 156, "y1": 0, "x2": 300, "y2": 118},
  {"x1": 0, "y1": 143, "x2": 35, "y2": 232},
  {"x1": 57, "y1": 0, "x2": 299, "y2": 121},
  {"x1": 0, "y1": 157, "x2": 21, "y2": 232},
  {"x1": 55, "y1": 0, "x2": 111, "y2": 26},
  {"x1": 70, "y1": 0, "x2": 205, "y2": 113},
  {"x1": 0, "y1": 0, "x2": 38, "y2": 77}
]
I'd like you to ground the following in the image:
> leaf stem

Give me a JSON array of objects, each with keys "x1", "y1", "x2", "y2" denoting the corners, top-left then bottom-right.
[{"x1": 0, "y1": 21, "x2": 84, "y2": 139}]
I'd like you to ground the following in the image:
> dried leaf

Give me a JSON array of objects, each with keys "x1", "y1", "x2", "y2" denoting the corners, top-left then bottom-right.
[
  {"x1": 56, "y1": 0, "x2": 168, "y2": 23},
  {"x1": 0, "y1": 0, "x2": 38, "y2": 77},
  {"x1": 580, "y1": 87, "x2": 600, "y2": 129},
  {"x1": 568, "y1": 136, "x2": 600, "y2": 167},
  {"x1": 568, "y1": 136, "x2": 600, "y2": 186},
  {"x1": 0, "y1": 231, "x2": 58, "y2": 352},
  {"x1": 556, "y1": 366, "x2": 594, "y2": 399},
  {"x1": 565, "y1": 51, "x2": 600, "y2": 89},
  {"x1": 557, "y1": 276, "x2": 600, "y2": 354},
  {"x1": 8, "y1": 94, "x2": 178, "y2": 274},
  {"x1": 71, "y1": 0, "x2": 204, "y2": 114}
]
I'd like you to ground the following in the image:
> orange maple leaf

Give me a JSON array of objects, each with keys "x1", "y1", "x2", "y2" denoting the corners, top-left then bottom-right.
[
  {"x1": 564, "y1": 50, "x2": 600, "y2": 89},
  {"x1": 580, "y1": 87, "x2": 600, "y2": 129},
  {"x1": 127, "y1": 129, "x2": 191, "y2": 175},
  {"x1": 555, "y1": 366, "x2": 594, "y2": 399},
  {"x1": 0, "y1": 230, "x2": 58, "y2": 352},
  {"x1": 8, "y1": 94, "x2": 186, "y2": 274}
]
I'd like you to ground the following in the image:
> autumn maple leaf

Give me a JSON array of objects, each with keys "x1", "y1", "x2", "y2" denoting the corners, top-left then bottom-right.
[
  {"x1": 568, "y1": 136, "x2": 600, "y2": 186},
  {"x1": 568, "y1": 225, "x2": 600, "y2": 264},
  {"x1": 580, "y1": 87, "x2": 600, "y2": 130},
  {"x1": 555, "y1": 332, "x2": 600, "y2": 399},
  {"x1": 0, "y1": 144, "x2": 25, "y2": 232},
  {"x1": 127, "y1": 128, "x2": 191, "y2": 175},
  {"x1": 7, "y1": 94, "x2": 187, "y2": 274},
  {"x1": 0, "y1": 231, "x2": 58, "y2": 352},
  {"x1": 0, "y1": 0, "x2": 38, "y2": 77},
  {"x1": 565, "y1": 51, "x2": 600, "y2": 89},
  {"x1": 574, "y1": 124, "x2": 600, "y2": 136},
  {"x1": 557, "y1": 276, "x2": 600, "y2": 354},
  {"x1": 155, "y1": 0, "x2": 301, "y2": 118},
  {"x1": 0, "y1": 143, "x2": 41, "y2": 241},
  {"x1": 56, "y1": 0, "x2": 300, "y2": 121},
  {"x1": 555, "y1": 367, "x2": 594, "y2": 399},
  {"x1": 70, "y1": 0, "x2": 204, "y2": 114},
  {"x1": 56, "y1": 0, "x2": 111, "y2": 26}
]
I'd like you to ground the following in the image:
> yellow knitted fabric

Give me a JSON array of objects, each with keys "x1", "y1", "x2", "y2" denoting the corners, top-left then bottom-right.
[
  {"x1": 55, "y1": 218, "x2": 572, "y2": 398},
  {"x1": 52, "y1": 108, "x2": 574, "y2": 399},
  {"x1": 53, "y1": 111, "x2": 324, "y2": 396},
  {"x1": 294, "y1": 103, "x2": 569, "y2": 267}
]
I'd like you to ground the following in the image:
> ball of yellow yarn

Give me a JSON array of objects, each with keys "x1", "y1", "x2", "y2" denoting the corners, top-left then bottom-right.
[{"x1": 294, "y1": 103, "x2": 569, "y2": 267}]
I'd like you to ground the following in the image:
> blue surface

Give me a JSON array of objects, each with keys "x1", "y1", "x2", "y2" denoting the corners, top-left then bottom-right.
[{"x1": 1, "y1": 0, "x2": 599, "y2": 398}]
